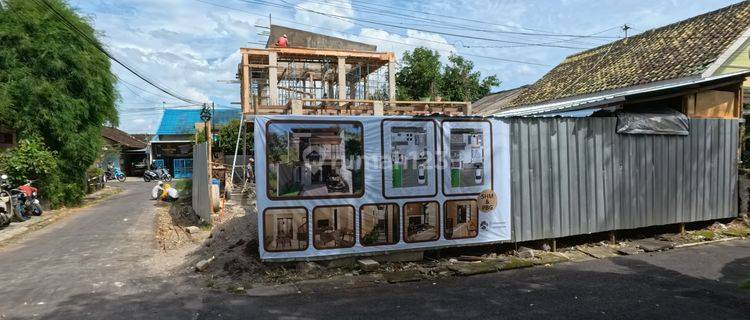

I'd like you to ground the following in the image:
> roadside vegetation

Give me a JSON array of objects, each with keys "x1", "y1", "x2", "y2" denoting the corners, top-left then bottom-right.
[
  {"x1": 395, "y1": 47, "x2": 500, "y2": 102},
  {"x1": 0, "y1": 0, "x2": 118, "y2": 207}
]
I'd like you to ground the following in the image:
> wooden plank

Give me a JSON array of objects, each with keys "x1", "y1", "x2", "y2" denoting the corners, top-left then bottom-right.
[
  {"x1": 241, "y1": 53, "x2": 250, "y2": 114},
  {"x1": 241, "y1": 47, "x2": 394, "y2": 61}
]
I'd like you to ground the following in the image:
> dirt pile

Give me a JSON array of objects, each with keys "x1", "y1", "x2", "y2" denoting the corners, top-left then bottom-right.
[{"x1": 154, "y1": 199, "x2": 202, "y2": 251}]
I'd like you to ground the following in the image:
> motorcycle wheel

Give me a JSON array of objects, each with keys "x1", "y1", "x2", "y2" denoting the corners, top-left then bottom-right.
[
  {"x1": 31, "y1": 203, "x2": 43, "y2": 216},
  {"x1": 165, "y1": 176, "x2": 173, "y2": 182},
  {"x1": 117, "y1": 174, "x2": 126, "y2": 182},
  {"x1": 143, "y1": 175, "x2": 151, "y2": 182},
  {"x1": 0, "y1": 213, "x2": 9, "y2": 227},
  {"x1": 13, "y1": 204, "x2": 30, "y2": 222}
]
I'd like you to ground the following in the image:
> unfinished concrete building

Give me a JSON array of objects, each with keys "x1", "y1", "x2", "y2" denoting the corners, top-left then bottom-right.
[{"x1": 238, "y1": 25, "x2": 471, "y2": 116}]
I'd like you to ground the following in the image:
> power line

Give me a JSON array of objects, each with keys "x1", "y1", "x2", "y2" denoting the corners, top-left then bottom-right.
[
  {"x1": 196, "y1": 0, "x2": 551, "y2": 66},
  {"x1": 253, "y1": 0, "x2": 591, "y2": 50},
  {"x1": 33, "y1": 0, "x2": 203, "y2": 105},
  {"x1": 290, "y1": 0, "x2": 619, "y2": 41}
]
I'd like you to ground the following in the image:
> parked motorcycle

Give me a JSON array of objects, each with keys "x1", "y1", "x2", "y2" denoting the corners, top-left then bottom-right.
[
  {"x1": 143, "y1": 168, "x2": 172, "y2": 182},
  {"x1": 0, "y1": 174, "x2": 13, "y2": 227},
  {"x1": 11, "y1": 180, "x2": 42, "y2": 221},
  {"x1": 105, "y1": 167, "x2": 127, "y2": 182}
]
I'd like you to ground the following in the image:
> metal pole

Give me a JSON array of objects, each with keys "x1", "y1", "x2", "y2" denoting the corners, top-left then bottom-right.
[
  {"x1": 243, "y1": 118, "x2": 247, "y2": 183},
  {"x1": 229, "y1": 112, "x2": 245, "y2": 187}
]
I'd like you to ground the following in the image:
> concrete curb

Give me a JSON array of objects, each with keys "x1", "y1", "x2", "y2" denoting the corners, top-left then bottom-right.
[{"x1": 673, "y1": 237, "x2": 741, "y2": 248}]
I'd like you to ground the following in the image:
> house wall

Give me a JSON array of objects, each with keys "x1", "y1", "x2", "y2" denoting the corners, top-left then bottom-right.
[
  {"x1": 684, "y1": 89, "x2": 738, "y2": 118},
  {"x1": 716, "y1": 39, "x2": 750, "y2": 89},
  {"x1": 510, "y1": 117, "x2": 738, "y2": 242}
]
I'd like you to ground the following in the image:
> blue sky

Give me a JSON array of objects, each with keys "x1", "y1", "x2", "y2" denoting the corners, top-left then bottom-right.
[{"x1": 66, "y1": 0, "x2": 741, "y2": 133}]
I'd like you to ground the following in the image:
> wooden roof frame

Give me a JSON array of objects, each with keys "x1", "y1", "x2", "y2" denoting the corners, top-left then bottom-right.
[{"x1": 241, "y1": 47, "x2": 395, "y2": 63}]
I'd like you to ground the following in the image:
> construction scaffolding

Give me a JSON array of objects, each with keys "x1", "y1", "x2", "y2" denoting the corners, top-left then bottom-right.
[
  {"x1": 230, "y1": 46, "x2": 472, "y2": 191},
  {"x1": 238, "y1": 47, "x2": 472, "y2": 116}
]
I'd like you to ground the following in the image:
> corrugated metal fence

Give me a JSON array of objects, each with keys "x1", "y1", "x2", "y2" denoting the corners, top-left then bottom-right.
[
  {"x1": 192, "y1": 142, "x2": 212, "y2": 222},
  {"x1": 510, "y1": 118, "x2": 739, "y2": 242}
]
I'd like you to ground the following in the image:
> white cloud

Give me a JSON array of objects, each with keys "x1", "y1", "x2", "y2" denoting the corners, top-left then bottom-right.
[
  {"x1": 67, "y1": 0, "x2": 741, "y2": 132},
  {"x1": 357, "y1": 28, "x2": 456, "y2": 61},
  {"x1": 294, "y1": 0, "x2": 354, "y2": 31}
]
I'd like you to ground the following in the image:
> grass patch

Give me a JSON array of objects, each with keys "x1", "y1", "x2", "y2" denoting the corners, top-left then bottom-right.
[
  {"x1": 722, "y1": 227, "x2": 749, "y2": 238},
  {"x1": 695, "y1": 230, "x2": 716, "y2": 241},
  {"x1": 739, "y1": 280, "x2": 750, "y2": 290}
]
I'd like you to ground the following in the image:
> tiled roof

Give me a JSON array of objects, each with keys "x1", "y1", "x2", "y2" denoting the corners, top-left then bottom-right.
[
  {"x1": 472, "y1": 86, "x2": 528, "y2": 115},
  {"x1": 156, "y1": 108, "x2": 242, "y2": 135},
  {"x1": 101, "y1": 127, "x2": 147, "y2": 149},
  {"x1": 510, "y1": 1, "x2": 750, "y2": 107}
]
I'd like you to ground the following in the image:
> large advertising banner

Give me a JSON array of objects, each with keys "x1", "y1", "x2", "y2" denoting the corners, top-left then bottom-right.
[{"x1": 255, "y1": 115, "x2": 510, "y2": 261}]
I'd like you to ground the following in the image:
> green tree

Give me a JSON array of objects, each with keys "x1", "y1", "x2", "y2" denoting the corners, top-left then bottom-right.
[
  {"x1": 395, "y1": 47, "x2": 442, "y2": 100},
  {"x1": 396, "y1": 47, "x2": 500, "y2": 102},
  {"x1": 0, "y1": 138, "x2": 65, "y2": 206},
  {"x1": 215, "y1": 119, "x2": 252, "y2": 154},
  {"x1": 441, "y1": 54, "x2": 500, "y2": 102},
  {"x1": 0, "y1": 0, "x2": 118, "y2": 205}
]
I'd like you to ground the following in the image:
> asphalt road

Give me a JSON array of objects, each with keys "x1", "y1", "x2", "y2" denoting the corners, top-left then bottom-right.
[
  {"x1": 0, "y1": 181, "x2": 162, "y2": 319},
  {"x1": 1, "y1": 181, "x2": 749, "y2": 319}
]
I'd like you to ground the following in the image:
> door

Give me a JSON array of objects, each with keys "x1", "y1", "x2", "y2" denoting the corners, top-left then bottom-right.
[
  {"x1": 173, "y1": 158, "x2": 193, "y2": 179},
  {"x1": 153, "y1": 159, "x2": 165, "y2": 169}
]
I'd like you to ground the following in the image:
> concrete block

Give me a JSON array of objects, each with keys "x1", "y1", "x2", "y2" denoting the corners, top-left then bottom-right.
[
  {"x1": 185, "y1": 226, "x2": 200, "y2": 234},
  {"x1": 371, "y1": 251, "x2": 423, "y2": 263},
  {"x1": 448, "y1": 262, "x2": 497, "y2": 276},
  {"x1": 195, "y1": 256, "x2": 215, "y2": 272},
  {"x1": 536, "y1": 252, "x2": 570, "y2": 265},
  {"x1": 635, "y1": 239, "x2": 674, "y2": 252},
  {"x1": 323, "y1": 257, "x2": 357, "y2": 268},
  {"x1": 357, "y1": 259, "x2": 380, "y2": 272},
  {"x1": 384, "y1": 270, "x2": 423, "y2": 283},
  {"x1": 498, "y1": 258, "x2": 534, "y2": 270},
  {"x1": 577, "y1": 246, "x2": 619, "y2": 259}
]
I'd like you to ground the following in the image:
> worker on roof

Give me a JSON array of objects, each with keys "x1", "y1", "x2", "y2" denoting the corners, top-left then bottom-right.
[{"x1": 274, "y1": 34, "x2": 288, "y2": 48}]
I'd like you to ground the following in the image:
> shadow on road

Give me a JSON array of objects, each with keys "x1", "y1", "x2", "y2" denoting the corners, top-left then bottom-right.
[{"x1": 35, "y1": 243, "x2": 750, "y2": 320}]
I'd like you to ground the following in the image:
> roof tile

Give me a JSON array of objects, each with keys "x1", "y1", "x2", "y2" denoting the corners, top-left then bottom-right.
[{"x1": 510, "y1": 1, "x2": 750, "y2": 107}]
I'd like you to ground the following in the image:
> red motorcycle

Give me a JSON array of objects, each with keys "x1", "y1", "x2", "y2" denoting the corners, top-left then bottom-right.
[{"x1": 11, "y1": 180, "x2": 42, "y2": 221}]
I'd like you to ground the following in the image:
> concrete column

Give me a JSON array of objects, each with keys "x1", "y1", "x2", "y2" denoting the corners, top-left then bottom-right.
[
  {"x1": 269, "y1": 51, "x2": 279, "y2": 105},
  {"x1": 388, "y1": 60, "x2": 396, "y2": 105},
  {"x1": 337, "y1": 57, "x2": 346, "y2": 105},
  {"x1": 291, "y1": 99, "x2": 303, "y2": 115},
  {"x1": 373, "y1": 101, "x2": 384, "y2": 116}
]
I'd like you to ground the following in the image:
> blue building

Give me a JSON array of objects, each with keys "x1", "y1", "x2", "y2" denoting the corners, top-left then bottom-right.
[{"x1": 151, "y1": 108, "x2": 241, "y2": 179}]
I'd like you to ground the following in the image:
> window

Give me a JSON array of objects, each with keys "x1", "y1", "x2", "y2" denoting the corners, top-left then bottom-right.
[
  {"x1": 263, "y1": 207, "x2": 308, "y2": 252},
  {"x1": 381, "y1": 120, "x2": 437, "y2": 198},
  {"x1": 442, "y1": 120, "x2": 493, "y2": 196},
  {"x1": 444, "y1": 200, "x2": 479, "y2": 239},
  {"x1": 266, "y1": 121, "x2": 364, "y2": 199},
  {"x1": 313, "y1": 205, "x2": 355, "y2": 249},
  {"x1": 403, "y1": 201, "x2": 439, "y2": 243},
  {"x1": 360, "y1": 204, "x2": 400, "y2": 246}
]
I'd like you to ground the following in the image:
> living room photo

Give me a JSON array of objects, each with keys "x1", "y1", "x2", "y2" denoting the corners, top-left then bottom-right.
[{"x1": 265, "y1": 121, "x2": 364, "y2": 199}]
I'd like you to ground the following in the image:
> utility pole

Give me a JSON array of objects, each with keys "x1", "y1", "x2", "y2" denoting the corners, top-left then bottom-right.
[{"x1": 622, "y1": 24, "x2": 631, "y2": 39}]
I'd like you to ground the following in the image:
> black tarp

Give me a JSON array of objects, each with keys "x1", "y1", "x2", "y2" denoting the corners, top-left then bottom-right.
[{"x1": 615, "y1": 107, "x2": 689, "y2": 135}]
